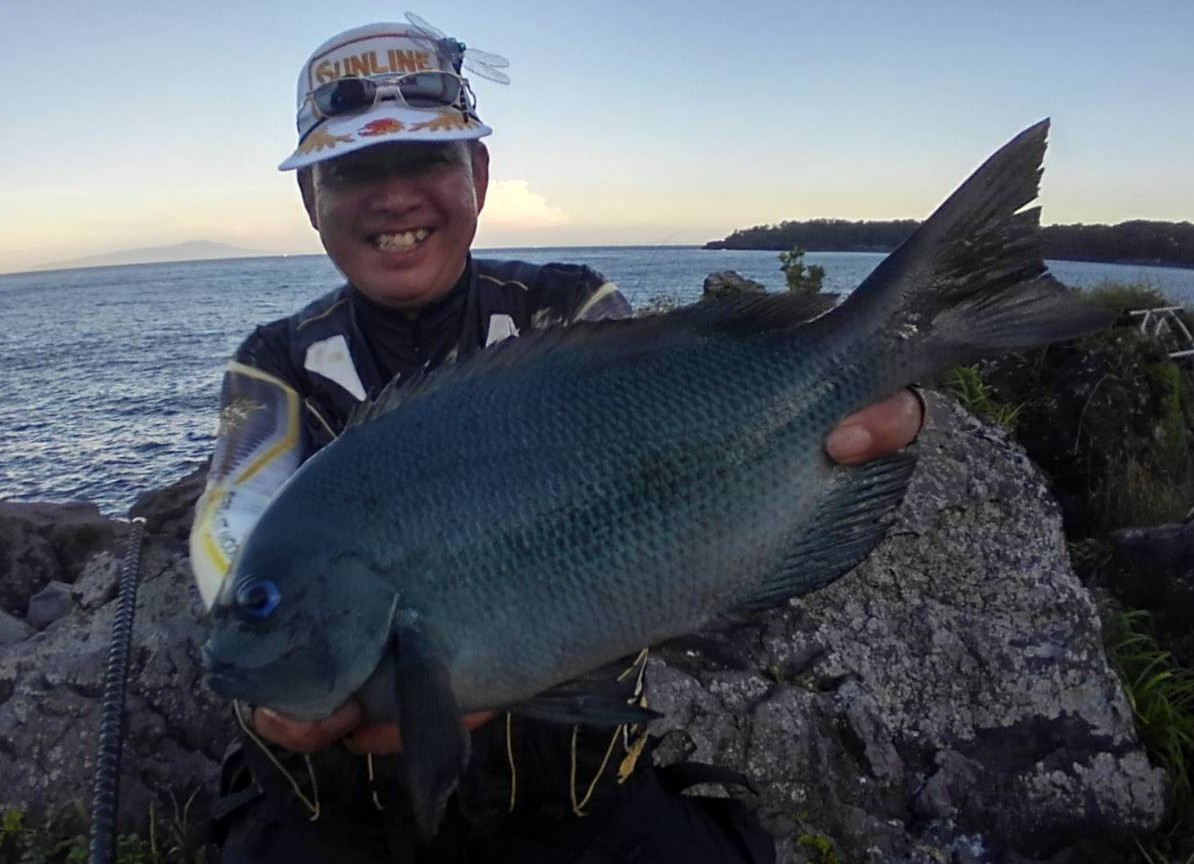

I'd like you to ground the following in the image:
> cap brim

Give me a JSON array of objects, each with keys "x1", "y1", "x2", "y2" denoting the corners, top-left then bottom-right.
[{"x1": 279, "y1": 105, "x2": 492, "y2": 171}]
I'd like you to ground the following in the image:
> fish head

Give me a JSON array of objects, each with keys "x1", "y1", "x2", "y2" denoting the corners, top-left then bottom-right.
[{"x1": 202, "y1": 528, "x2": 398, "y2": 721}]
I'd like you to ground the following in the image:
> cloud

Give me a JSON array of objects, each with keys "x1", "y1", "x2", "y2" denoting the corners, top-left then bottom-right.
[{"x1": 483, "y1": 180, "x2": 571, "y2": 228}]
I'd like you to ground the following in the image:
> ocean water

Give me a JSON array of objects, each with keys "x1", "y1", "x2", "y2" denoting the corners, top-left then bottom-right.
[{"x1": 2, "y1": 247, "x2": 1192, "y2": 516}]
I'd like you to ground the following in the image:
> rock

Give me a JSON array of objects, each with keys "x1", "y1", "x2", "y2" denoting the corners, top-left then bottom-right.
[
  {"x1": 0, "y1": 501, "x2": 123, "y2": 615},
  {"x1": 129, "y1": 465, "x2": 207, "y2": 544},
  {"x1": 645, "y1": 392, "x2": 1167, "y2": 863},
  {"x1": 25, "y1": 580, "x2": 74, "y2": 629},
  {"x1": 0, "y1": 532, "x2": 229, "y2": 832},
  {"x1": 702, "y1": 270, "x2": 766, "y2": 299},
  {"x1": 0, "y1": 610, "x2": 33, "y2": 646},
  {"x1": 0, "y1": 507, "x2": 60, "y2": 615},
  {"x1": 73, "y1": 551, "x2": 120, "y2": 611}
]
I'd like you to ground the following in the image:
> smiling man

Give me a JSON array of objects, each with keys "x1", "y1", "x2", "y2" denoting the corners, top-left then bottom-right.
[{"x1": 191, "y1": 20, "x2": 922, "y2": 864}]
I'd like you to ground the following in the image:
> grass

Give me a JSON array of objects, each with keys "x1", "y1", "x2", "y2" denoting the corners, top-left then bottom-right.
[
  {"x1": 1104, "y1": 607, "x2": 1194, "y2": 860},
  {"x1": 0, "y1": 792, "x2": 203, "y2": 864},
  {"x1": 941, "y1": 365, "x2": 1023, "y2": 430}
]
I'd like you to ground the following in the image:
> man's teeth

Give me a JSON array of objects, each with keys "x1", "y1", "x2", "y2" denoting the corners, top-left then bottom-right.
[{"x1": 374, "y1": 228, "x2": 430, "y2": 252}]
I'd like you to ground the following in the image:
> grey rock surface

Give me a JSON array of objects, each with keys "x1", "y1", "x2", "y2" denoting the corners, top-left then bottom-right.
[
  {"x1": 25, "y1": 580, "x2": 74, "y2": 629},
  {"x1": 645, "y1": 393, "x2": 1167, "y2": 863},
  {"x1": 0, "y1": 501, "x2": 122, "y2": 615},
  {"x1": 0, "y1": 610, "x2": 33, "y2": 646},
  {"x1": 702, "y1": 270, "x2": 767, "y2": 299},
  {"x1": 0, "y1": 484, "x2": 227, "y2": 832}
]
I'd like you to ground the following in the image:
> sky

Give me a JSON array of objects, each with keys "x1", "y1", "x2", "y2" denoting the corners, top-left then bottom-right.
[{"x1": 0, "y1": 0, "x2": 1191, "y2": 274}]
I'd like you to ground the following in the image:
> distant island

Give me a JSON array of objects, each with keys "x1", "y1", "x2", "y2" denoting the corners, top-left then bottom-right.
[
  {"x1": 704, "y1": 219, "x2": 1194, "y2": 270},
  {"x1": 36, "y1": 240, "x2": 267, "y2": 272}
]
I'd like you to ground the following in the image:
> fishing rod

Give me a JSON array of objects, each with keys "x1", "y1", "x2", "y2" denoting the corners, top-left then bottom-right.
[{"x1": 88, "y1": 516, "x2": 147, "y2": 864}]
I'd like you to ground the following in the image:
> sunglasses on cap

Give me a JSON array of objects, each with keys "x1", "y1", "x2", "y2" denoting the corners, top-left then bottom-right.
[{"x1": 306, "y1": 70, "x2": 474, "y2": 120}]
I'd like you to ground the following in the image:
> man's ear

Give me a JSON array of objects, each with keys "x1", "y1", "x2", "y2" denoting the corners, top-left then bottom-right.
[
  {"x1": 471, "y1": 142, "x2": 490, "y2": 214},
  {"x1": 298, "y1": 168, "x2": 319, "y2": 230}
]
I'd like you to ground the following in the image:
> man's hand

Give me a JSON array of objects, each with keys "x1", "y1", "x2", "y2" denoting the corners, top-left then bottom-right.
[
  {"x1": 250, "y1": 702, "x2": 497, "y2": 755},
  {"x1": 825, "y1": 389, "x2": 923, "y2": 465}
]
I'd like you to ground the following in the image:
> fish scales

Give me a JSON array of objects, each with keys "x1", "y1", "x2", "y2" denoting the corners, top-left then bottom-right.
[
  {"x1": 202, "y1": 120, "x2": 1113, "y2": 834},
  {"x1": 281, "y1": 329, "x2": 842, "y2": 698}
]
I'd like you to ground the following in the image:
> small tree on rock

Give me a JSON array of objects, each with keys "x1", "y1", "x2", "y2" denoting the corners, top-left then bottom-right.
[{"x1": 779, "y1": 246, "x2": 825, "y2": 295}]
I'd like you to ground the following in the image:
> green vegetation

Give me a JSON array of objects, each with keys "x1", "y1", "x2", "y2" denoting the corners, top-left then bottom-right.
[
  {"x1": 796, "y1": 832, "x2": 840, "y2": 864},
  {"x1": 1085, "y1": 279, "x2": 1172, "y2": 315},
  {"x1": 964, "y1": 282, "x2": 1194, "y2": 537},
  {"x1": 0, "y1": 794, "x2": 203, "y2": 864},
  {"x1": 941, "y1": 365, "x2": 1022, "y2": 430},
  {"x1": 777, "y1": 246, "x2": 826, "y2": 295},
  {"x1": 1105, "y1": 608, "x2": 1194, "y2": 861},
  {"x1": 1106, "y1": 609, "x2": 1194, "y2": 808},
  {"x1": 706, "y1": 218, "x2": 918, "y2": 253}
]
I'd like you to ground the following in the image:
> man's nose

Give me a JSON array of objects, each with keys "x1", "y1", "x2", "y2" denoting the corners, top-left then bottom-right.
[{"x1": 365, "y1": 173, "x2": 421, "y2": 212}]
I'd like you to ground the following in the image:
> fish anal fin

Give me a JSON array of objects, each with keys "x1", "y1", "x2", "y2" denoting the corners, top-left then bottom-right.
[
  {"x1": 392, "y1": 623, "x2": 469, "y2": 837},
  {"x1": 732, "y1": 450, "x2": 918, "y2": 615},
  {"x1": 512, "y1": 661, "x2": 661, "y2": 727}
]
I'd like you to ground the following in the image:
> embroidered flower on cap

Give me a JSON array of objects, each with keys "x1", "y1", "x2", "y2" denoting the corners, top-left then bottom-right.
[{"x1": 359, "y1": 119, "x2": 406, "y2": 137}]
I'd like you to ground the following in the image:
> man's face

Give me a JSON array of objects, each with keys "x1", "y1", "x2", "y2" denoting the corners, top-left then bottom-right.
[{"x1": 301, "y1": 141, "x2": 489, "y2": 310}]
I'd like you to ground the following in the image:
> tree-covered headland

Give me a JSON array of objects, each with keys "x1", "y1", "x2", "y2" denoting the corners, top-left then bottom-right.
[{"x1": 705, "y1": 219, "x2": 1194, "y2": 269}]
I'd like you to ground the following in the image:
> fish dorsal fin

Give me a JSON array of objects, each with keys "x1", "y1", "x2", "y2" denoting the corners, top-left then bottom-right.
[
  {"x1": 664, "y1": 290, "x2": 838, "y2": 332},
  {"x1": 346, "y1": 291, "x2": 838, "y2": 428}
]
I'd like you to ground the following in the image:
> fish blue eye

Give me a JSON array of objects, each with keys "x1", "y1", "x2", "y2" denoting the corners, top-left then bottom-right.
[{"x1": 235, "y1": 579, "x2": 281, "y2": 620}]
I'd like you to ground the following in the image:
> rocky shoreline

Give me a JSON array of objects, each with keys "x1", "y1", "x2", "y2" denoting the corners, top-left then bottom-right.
[{"x1": 0, "y1": 392, "x2": 1175, "y2": 863}]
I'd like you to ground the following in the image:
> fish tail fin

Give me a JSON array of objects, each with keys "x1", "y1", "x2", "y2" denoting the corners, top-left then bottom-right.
[{"x1": 835, "y1": 119, "x2": 1111, "y2": 374}]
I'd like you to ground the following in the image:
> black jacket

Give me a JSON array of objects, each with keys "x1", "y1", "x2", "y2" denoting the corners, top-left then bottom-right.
[{"x1": 233, "y1": 257, "x2": 630, "y2": 453}]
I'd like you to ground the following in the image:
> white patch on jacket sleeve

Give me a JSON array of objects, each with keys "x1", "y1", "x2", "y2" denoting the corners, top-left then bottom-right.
[
  {"x1": 485, "y1": 313, "x2": 520, "y2": 346},
  {"x1": 304, "y1": 335, "x2": 367, "y2": 401},
  {"x1": 190, "y1": 362, "x2": 303, "y2": 610}
]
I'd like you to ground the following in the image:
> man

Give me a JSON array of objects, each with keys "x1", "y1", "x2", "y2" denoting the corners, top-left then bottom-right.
[{"x1": 191, "y1": 20, "x2": 923, "y2": 864}]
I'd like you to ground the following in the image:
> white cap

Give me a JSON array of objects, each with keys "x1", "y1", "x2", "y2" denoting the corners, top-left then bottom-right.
[{"x1": 279, "y1": 22, "x2": 492, "y2": 171}]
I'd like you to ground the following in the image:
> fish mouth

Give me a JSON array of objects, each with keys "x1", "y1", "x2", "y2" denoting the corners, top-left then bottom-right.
[
  {"x1": 202, "y1": 639, "x2": 340, "y2": 719},
  {"x1": 205, "y1": 663, "x2": 344, "y2": 723},
  {"x1": 370, "y1": 228, "x2": 431, "y2": 253}
]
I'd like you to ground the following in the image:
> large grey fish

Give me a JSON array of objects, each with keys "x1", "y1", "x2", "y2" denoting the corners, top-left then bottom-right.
[{"x1": 202, "y1": 120, "x2": 1110, "y2": 833}]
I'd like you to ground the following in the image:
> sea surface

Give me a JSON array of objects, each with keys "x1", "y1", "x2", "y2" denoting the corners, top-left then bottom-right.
[{"x1": 3, "y1": 247, "x2": 1193, "y2": 516}]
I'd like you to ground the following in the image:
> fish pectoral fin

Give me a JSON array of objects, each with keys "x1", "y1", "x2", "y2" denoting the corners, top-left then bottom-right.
[
  {"x1": 512, "y1": 669, "x2": 661, "y2": 727},
  {"x1": 731, "y1": 450, "x2": 919, "y2": 615},
  {"x1": 392, "y1": 624, "x2": 469, "y2": 837}
]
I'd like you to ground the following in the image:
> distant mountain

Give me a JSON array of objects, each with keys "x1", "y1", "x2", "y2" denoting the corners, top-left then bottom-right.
[{"x1": 36, "y1": 240, "x2": 267, "y2": 271}]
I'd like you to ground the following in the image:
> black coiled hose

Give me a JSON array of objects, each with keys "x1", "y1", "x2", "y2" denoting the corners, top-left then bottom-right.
[{"x1": 88, "y1": 516, "x2": 147, "y2": 864}]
